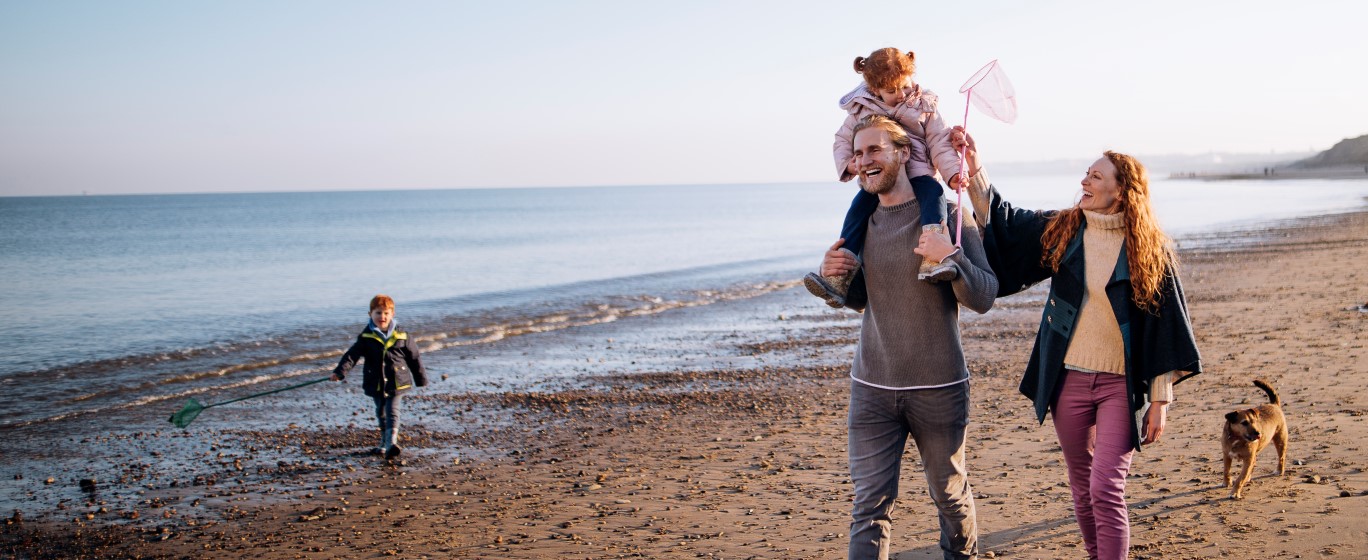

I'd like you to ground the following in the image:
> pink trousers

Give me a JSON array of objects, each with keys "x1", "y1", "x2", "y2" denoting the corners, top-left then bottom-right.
[{"x1": 1051, "y1": 370, "x2": 1135, "y2": 560}]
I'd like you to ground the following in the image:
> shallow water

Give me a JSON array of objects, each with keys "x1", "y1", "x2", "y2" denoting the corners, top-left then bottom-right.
[{"x1": 1, "y1": 176, "x2": 1365, "y2": 430}]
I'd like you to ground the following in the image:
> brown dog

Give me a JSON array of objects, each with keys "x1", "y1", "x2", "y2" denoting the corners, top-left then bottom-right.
[{"x1": 1223, "y1": 379, "x2": 1288, "y2": 499}]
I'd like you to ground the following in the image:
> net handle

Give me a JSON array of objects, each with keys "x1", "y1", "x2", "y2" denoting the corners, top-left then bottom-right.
[
  {"x1": 954, "y1": 89, "x2": 972, "y2": 248},
  {"x1": 203, "y1": 377, "x2": 331, "y2": 409}
]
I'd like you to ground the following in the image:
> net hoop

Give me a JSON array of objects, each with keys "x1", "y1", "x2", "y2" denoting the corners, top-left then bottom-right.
[
  {"x1": 960, "y1": 59, "x2": 1001, "y2": 93},
  {"x1": 959, "y1": 59, "x2": 1018, "y2": 125}
]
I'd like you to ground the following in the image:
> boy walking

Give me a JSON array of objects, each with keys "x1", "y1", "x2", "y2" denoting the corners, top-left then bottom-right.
[{"x1": 332, "y1": 294, "x2": 427, "y2": 459}]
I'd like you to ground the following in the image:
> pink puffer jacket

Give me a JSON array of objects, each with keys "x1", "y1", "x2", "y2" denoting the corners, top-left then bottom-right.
[{"x1": 832, "y1": 82, "x2": 961, "y2": 183}]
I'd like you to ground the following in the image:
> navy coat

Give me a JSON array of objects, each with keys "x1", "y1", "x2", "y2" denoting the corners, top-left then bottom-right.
[
  {"x1": 334, "y1": 328, "x2": 428, "y2": 398},
  {"x1": 978, "y1": 184, "x2": 1201, "y2": 451}
]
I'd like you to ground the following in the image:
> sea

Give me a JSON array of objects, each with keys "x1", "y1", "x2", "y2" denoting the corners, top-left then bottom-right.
[{"x1": 2, "y1": 175, "x2": 1367, "y2": 433}]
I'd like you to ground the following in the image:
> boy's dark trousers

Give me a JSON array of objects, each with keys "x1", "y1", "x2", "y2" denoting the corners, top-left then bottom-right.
[
  {"x1": 839, "y1": 175, "x2": 947, "y2": 256},
  {"x1": 373, "y1": 394, "x2": 402, "y2": 447}
]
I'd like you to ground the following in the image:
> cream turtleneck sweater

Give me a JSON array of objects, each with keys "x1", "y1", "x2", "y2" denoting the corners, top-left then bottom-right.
[{"x1": 1062, "y1": 210, "x2": 1174, "y2": 402}]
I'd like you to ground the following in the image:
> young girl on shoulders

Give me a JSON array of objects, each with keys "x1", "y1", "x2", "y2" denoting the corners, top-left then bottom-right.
[{"x1": 806, "y1": 47, "x2": 966, "y2": 307}]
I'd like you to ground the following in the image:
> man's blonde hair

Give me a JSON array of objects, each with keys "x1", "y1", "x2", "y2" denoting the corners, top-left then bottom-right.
[{"x1": 851, "y1": 114, "x2": 913, "y2": 150}]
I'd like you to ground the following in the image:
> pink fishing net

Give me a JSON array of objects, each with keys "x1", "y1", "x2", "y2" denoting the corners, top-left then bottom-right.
[
  {"x1": 960, "y1": 59, "x2": 1017, "y2": 124},
  {"x1": 951, "y1": 60, "x2": 1017, "y2": 246}
]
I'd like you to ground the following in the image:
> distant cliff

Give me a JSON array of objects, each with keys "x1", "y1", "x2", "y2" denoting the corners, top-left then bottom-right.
[{"x1": 1288, "y1": 134, "x2": 1368, "y2": 168}]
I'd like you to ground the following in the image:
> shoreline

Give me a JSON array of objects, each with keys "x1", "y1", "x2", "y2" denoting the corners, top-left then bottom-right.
[
  {"x1": 1167, "y1": 167, "x2": 1368, "y2": 181},
  {"x1": 4, "y1": 209, "x2": 1368, "y2": 559}
]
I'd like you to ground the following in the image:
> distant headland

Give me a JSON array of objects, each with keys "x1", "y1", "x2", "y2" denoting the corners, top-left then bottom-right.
[{"x1": 1169, "y1": 133, "x2": 1368, "y2": 180}]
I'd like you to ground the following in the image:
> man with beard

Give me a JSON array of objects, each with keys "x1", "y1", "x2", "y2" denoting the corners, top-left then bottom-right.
[{"x1": 820, "y1": 114, "x2": 997, "y2": 560}]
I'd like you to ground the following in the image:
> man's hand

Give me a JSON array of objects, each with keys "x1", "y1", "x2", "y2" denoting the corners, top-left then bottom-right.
[
  {"x1": 913, "y1": 225, "x2": 955, "y2": 263},
  {"x1": 821, "y1": 238, "x2": 859, "y2": 277},
  {"x1": 330, "y1": 373, "x2": 342, "y2": 382},
  {"x1": 1142, "y1": 402, "x2": 1168, "y2": 444}
]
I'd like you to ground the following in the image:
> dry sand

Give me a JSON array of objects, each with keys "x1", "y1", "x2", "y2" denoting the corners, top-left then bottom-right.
[{"x1": 3, "y1": 210, "x2": 1366, "y2": 559}]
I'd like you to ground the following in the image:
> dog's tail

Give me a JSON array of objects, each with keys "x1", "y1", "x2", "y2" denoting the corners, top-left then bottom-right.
[{"x1": 1253, "y1": 379, "x2": 1280, "y2": 404}]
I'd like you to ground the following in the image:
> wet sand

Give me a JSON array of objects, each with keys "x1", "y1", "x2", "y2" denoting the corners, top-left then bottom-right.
[{"x1": 3, "y1": 210, "x2": 1367, "y2": 559}]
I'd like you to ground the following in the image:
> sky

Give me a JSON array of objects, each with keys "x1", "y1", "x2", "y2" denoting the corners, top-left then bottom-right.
[{"x1": 1, "y1": 0, "x2": 1365, "y2": 196}]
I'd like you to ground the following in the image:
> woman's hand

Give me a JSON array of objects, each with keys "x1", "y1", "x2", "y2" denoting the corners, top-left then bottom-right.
[
  {"x1": 913, "y1": 224, "x2": 956, "y2": 263},
  {"x1": 949, "y1": 126, "x2": 980, "y2": 189},
  {"x1": 950, "y1": 125, "x2": 976, "y2": 154},
  {"x1": 1142, "y1": 402, "x2": 1168, "y2": 444}
]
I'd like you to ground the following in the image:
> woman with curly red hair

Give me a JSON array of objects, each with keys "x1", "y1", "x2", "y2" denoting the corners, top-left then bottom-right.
[{"x1": 952, "y1": 127, "x2": 1202, "y2": 560}]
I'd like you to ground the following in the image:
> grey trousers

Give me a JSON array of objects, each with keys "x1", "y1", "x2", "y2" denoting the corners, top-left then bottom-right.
[
  {"x1": 372, "y1": 393, "x2": 402, "y2": 433},
  {"x1": 848, "y1": 379, "x2": 977, "y2": 560}
]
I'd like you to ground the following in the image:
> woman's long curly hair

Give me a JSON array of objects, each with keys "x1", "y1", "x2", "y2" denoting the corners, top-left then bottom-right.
[{"x1": 1039, "y1": 151, "x2": 1178, "y2": 313}]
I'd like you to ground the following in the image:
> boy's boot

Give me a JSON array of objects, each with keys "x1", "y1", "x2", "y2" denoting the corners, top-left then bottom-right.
[
  {"x1": 372, "y1": 429, "x2": 387, "y2": 455},
  {"x1": 385, "y1": 429, "x2": 402, "y2": 460},
  {"x1": 803, "y1": 248, "x2": 860, "y2": 308},
  {"x1": 917, "y1": 224, "x2": 959, "y2": 283}
]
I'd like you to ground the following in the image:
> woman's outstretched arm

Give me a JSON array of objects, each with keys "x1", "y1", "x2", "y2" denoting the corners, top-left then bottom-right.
[{"x1": 950, "y1": 127, "x2": 1055, "y2": 296}]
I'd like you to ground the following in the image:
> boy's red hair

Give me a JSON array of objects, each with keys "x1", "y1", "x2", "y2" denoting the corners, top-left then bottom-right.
[{"x1": 369, "y1": 294, "x2": 395, "y2": 312}]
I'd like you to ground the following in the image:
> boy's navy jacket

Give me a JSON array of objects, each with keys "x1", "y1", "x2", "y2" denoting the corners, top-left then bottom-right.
[
  {"x1": 977, "y1": 184, "x2": 1202, "y2": 451},
  {"x1": 333, "y1": 327, "x2": 427, "y2": 398}
]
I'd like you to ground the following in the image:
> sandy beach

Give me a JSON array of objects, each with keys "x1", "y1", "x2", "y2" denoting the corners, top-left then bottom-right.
[{"x1": 4, "y1": 208, "x2": 1367, "y2": 559}]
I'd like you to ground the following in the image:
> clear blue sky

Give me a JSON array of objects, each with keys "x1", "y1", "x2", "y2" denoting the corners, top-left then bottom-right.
[{"x1": 2, "y1": 0, "x2": 1364, "y2": 195}]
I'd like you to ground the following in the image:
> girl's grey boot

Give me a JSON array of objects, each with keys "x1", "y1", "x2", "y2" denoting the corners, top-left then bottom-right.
[{"x1": 803, "y1": 248, "x2": 860, "y2": 308}]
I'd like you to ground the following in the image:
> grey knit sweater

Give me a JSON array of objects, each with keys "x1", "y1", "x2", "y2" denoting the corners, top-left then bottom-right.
[{"x1": 850, "y1": 199, "x2": 998, "y2": 389}]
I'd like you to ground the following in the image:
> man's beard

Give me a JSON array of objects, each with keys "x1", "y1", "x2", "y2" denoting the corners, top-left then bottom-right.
[{"x1": 858, "y1": 163, "x2": 899, "y2": 195}]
